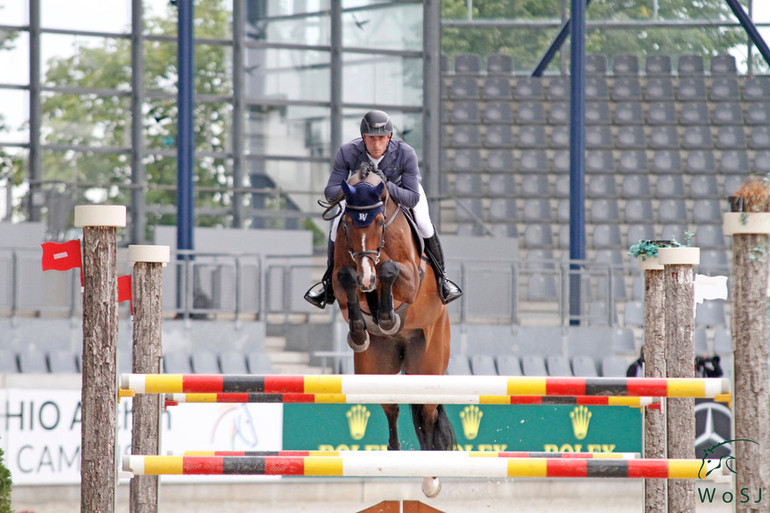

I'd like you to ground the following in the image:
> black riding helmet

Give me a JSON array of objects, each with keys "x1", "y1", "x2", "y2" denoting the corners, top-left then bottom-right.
[{"x1": 360, "y1": 110, "x2": 393, "y2": 136}]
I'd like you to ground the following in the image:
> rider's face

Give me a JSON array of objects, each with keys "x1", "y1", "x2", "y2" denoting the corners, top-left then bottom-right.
[{"x1": 362, "y1": 134, "x2": 392, "y2": 159}]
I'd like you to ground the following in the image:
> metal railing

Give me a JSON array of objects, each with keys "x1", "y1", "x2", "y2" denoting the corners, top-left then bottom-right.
[{"x1": 1, "y1": 246, "x2": 633, "y2": 327}]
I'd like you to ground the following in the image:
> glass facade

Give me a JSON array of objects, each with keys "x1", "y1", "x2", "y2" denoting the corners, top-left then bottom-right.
[{"x1": 0, "y1": 0, "x2": 427, "y2": 242}]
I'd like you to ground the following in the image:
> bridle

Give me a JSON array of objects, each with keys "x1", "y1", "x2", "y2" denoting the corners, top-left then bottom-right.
[{"x1": 341, "y1": 186, "x2": 400, "y2": 266}]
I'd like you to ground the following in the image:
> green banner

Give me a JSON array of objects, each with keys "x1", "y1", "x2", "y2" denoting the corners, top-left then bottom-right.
[{"x1": 283, "y1": 404, "x2": 641, "y2": 453}]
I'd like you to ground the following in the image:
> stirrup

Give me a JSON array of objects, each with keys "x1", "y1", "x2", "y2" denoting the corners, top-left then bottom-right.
[
  {"x1": 304, "y1": 282, "x2": 328, "y2": 309},
  {"x1": 439, "y1": 278, "x2": 462, "y2": 305}
]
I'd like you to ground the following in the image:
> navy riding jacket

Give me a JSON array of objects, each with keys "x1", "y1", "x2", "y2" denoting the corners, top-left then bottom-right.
[{"x1": 324, "y1": 137, "x2": 421, "y2": 209}]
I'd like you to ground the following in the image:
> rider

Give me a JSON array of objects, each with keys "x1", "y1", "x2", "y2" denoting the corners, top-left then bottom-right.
[{"x1": 304, "y1": 109, "x2": 462, "y2": 309}]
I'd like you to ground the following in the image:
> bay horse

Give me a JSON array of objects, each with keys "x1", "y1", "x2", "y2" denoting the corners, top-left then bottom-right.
[{"x1": 330, "y1": 162, "x2": 455, "y2": 497}]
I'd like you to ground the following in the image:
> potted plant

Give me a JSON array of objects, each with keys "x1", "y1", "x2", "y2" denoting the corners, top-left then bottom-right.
[
  {"x1": 724, "y1": 174, "x2": 770, "y2": 234},
  {"x1": 628, "y1": 239, "x2": 674, "y2": 270},
  {"x1": 629, "y1": 232, "x2": 699, "y2": 269}
]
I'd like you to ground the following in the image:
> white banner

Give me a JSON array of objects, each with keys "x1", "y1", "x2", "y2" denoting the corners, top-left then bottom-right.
[{"x1": 0, "y1": 388, "x2": 283, "y2": 485}]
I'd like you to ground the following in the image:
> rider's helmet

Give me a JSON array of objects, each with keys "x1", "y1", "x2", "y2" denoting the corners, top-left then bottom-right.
[{"x1": 360, "y1": 110, "x2": 393, "y2": 136}]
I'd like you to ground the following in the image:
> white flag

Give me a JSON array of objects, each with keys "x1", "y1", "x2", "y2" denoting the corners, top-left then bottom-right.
[{"x1": 694, "y1": 274, "x2": 728, "y2": 304}]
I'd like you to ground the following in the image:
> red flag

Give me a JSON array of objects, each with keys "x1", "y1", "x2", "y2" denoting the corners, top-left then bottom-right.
[
  {"x1": 41, "y1": 240, "x2": 82, "y2": 271},
  {"x1": 118, "y1": 275, "x2": 133, "y2": 315},
  {"x1": 118, "y1": 275, "x2": 132, "y2": 303}
]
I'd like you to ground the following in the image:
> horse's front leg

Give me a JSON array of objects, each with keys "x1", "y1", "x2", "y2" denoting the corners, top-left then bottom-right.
[
  {"x1": 338, "y1": 265, "x2": 370, "y2": 352},
  {"x1": 377, "y1": 260, "x2": 400, "y2": 334},
  {"x1": 381, "y1": 404, "x2": 401, "y2": 451}
]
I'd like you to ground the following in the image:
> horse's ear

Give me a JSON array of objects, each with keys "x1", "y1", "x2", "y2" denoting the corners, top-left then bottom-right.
[
  {"x1": 374, "y1": 182, "x2": 385, "y2": 197},
  {"x1": 342, "y1": 180, "x2": 356, "y2": 199}
]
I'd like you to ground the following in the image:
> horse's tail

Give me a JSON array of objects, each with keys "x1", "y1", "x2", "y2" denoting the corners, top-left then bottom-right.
[{"x1": 410, "y1": 404, "x2": 457, "y2": 451}]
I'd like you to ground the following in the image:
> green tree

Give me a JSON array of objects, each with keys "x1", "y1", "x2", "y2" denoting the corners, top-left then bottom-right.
[
  {"x1": 0, "y1": 445, "x2": 10, "y2": 513},
  {"x1": 39, "y1": 0, "x2": 232, "y2": 230},
  {"x1": 441, "y1": 0, "x2": 751, "y2": 71}
]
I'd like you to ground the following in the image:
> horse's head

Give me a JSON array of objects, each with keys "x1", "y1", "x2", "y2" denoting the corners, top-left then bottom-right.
[{"x1": 340, "y1": 168, "x2": 387, "y2": 292}]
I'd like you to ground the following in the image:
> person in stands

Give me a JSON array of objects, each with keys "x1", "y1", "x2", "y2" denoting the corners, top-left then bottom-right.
[{"x1": 304, "y1": 109, "x2": 462, "y2": 309}]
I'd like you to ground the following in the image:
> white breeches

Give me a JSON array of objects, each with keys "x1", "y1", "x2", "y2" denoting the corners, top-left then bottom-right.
[{"x1": 330, "y1": 184, "x2": 434, "y2": 242}]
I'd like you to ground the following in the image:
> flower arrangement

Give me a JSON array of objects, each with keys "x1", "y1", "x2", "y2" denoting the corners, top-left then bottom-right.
[{"x1": 730, "y1": 174, "x2": 770, "y2": 220}]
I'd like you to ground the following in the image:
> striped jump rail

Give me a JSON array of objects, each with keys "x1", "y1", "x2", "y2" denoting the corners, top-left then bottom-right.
[
  {"x1": 122, "y1": 454, "x2": 709, "y2": 479},
  {"x1": 163, "y1": 392, "x2": 659, "y2": 407},
  {"x1": 177, "y1": 450, "x2": 640, "y2": 459},
  {"x1": 121, "y1": 374, "x2": 729, "y2": 398}
]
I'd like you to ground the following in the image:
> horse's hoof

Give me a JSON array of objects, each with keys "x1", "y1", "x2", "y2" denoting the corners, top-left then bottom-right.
[
  {"x1": 422, "y1": 477, "x2": 441, "y2": 498},
  {"x1": 378, "y1": 313, "x2": 401, "y2": 335},
  {"x1": 348, "y1": 331, "x2": 370, "y2": 352}
]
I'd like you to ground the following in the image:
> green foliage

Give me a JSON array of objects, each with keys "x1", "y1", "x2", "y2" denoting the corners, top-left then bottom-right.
[
  {"x1": 39, "y1": 0, "x2": 233, "y2": 230},
  {"x1": 441, "y1": 0, "x2": 746, "y2": 71},
  {"x1": 628, "y1": 238, "x2": 680, "y2": 260},
  {"x1": 0, "y1": 445, "x2": 11, "y2": 513}
]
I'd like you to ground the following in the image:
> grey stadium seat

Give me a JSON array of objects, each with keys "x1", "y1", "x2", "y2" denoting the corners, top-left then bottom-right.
[
  {"x1": 482, "y1": 76, "x2": 512, "y2": 99},
  {"x1": 585, "y1": 150, "x2": 614, "y2": 173},
  {"x1": 547, "y1": 355, "x2": 573, "y2": 377},
  {"x1": 650, "y1": 150, "x2": 682, "y2": 174},
  {"x1": 645, "y1": 54, "x2": 672, "y2": 75},
  {"x1": 677, "y1": 78, "x2": 707, "y2": 101},
  {"x1": 647, "y1": 101, "x2": 677, "y2": 124},
  {"x1": 710, "y1": 54, "x2": 736, "y2": 75},
  {"x1": 496, "y1": 355, "x2": 522, "y2": 376},
  {"x1": 517, "y1": 125, "x2": 546, "y2": 148},
  {"x1": 449, "y1": 76, "x2": 480, "y2": 99},
  {"x1": 602, "y1": 356, "x2": 630, "y2": 377},
  {"x1": 682, "y1": 126, "x2": 713, "y2": 149},
  {"x1": 712, "y1": 102, "x2": 743, "y2": 125},
  {"x1": 644, "y1": 77, "x2": 675, "y2": 100},
  {"x1": 523, "y1": 224, "x2": 554, "y2": 249},
  {"x1": 18, "y1": 349, "x2": 48, "y2": 373},
  {"x1": 612, "y1": 54, "x2": 639, "y2": 75},
  {"x1": 624, "y1": 199, "x2": 654, "y2": 224},
  {"x1": 678, "y1": 54, "x2": 704, "y2": 75},
  {"x1": 547, "y1": 77, "x2": 570, "y2": 100},
  {"x1": 484, "y1": 101, "x2": 514, "y2": 123},
  {"x1": 614, "y1": 101, "x2": 644, "y2": 124},
  {"x1": 247, "y1": 351, "x2": 273, "y2": 374},
  {"x1": 747, "y1": 103, "x2": 770, "y2": 126},
  {"x1": 519, "y1": 149, "x2": 548, "y2": 173},
  {"x1": 657, "y1": 199, "x2": 688, "y2": 224},
  {"x1": 618, "y1": 150, "x2": 648, "y2": 174},
  {"x1": 450, "y1": 101, "x2": 481, "y2": 124},
  {"x1": 451, "y1": 125, "x2": 482, "y2": 147},
  {"x1": 611, "y1": 77, "x2": 642, "y2": 100},
  {"x1": 549, "y1": 101, "x2": 569, "y2": 124},
  {"x1": 616, "y1": 125, "x2": 646, "y2": 149},
  {"x1": 587, "y1": 174, "x2": 618, "y2": 197},
  {"x1": 446, "y1": 355, "x2": 471, "y2": 375},
  {"x1": 743, "y1": 77, "x2": 770, "y2": 100},
  {"x1": 485, "y1": 125, "x2": 514, "y2": 148},
  {"x1": 220, "y1": 351, "x2": 248, "y2": 374},
  {"x1": 48, "y1": 350, "x2": 79, "y2": 373},
  {"x1": 486, "y1": 173, "x2": 515, "y2": 196},
  {"x1": 689, "y1": 175, "x2": 719, "y2": 198},
  {"x1": 695, "y1": 300, "x2": 727, "y2": 328},
  {"x1": 715, "y1": 126, "x2": 746, "y2": 149},
  {"x1": 163, "y1": 351, "x2": 192, "y2": 373},
  {"x1": 485, "y1": 149, "x2": 514, "y2": 172},
  {"x1": 586, "y1": 77, "x2": 609, "y2": 99},
  {"x1": 514, "y1": 77, "x2": 544, "y2": 100},
  {"x1": 719, "y1": 150, "x2": 750, "y2": 175},
  {"x1": 516, "y1": 101, "x2": 546, "y2": 124},
  {"x1": 710, "y1": 78, "x2": 740, "y2": 101},
  {"x1": 649, "y1": 125, "x2": 679, "y2": 149},
  {"x1": 572, "y1": 356, "x2": 599, "y2": 377},
  {"x1": 454, "y1": 53, "x2": 482, "y2": 73},
  {"x1": 487, "y1": 53, "x2": 514, "y2": 73},
  {"x1": 451, "y1": 149, "x2": 482, "y2": 172},
  {"x1": 452, "y1": 174, "x2": 483, "y2": 195},
  {"x1": 679, "y1": 102, "x2": 710, "y2": 124},
  {"x1": 621, "y1": 175, "x2": 651, "y2": 198},
  {"x1": 750, "y1": 126, "x2": 770, "y2": 149},
  {"x1": 691, "y1": 199, "x2": 722, "y2": 224},
  {"x1": 470, "y1": 355, "x2": 498, "y2": 375},
  {"x1": 586, "y1": 102, "x2": 611, "y2": 124},
  {"x1": 586, "y1": 54, "x2": 608, "y2": 74},
  {"x1": 521, "y1": 355, "x2": 548, "y2": 376},
  {"x1": 586, "y1": 125, "x2": 613, "y2": 148},
  {"x1": 686, "y1": 150, "x2": 717, "y2": 174},
  {"x1": 191, "y1": 350, "x2": 220, "y2": 374}
]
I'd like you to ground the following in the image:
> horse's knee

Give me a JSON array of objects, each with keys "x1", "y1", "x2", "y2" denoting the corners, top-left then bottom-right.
[{"x1": 378, "y1": 260, "x2": 399, "y2": 284}]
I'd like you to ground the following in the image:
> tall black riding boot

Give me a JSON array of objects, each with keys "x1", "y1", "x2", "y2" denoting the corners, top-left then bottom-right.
[
  {"x1": 423, "y1": 229, "x2": 462, "y2": 305},
  {"x1": 304, "y1": 240, "x2": 336, "y2": 309}
]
